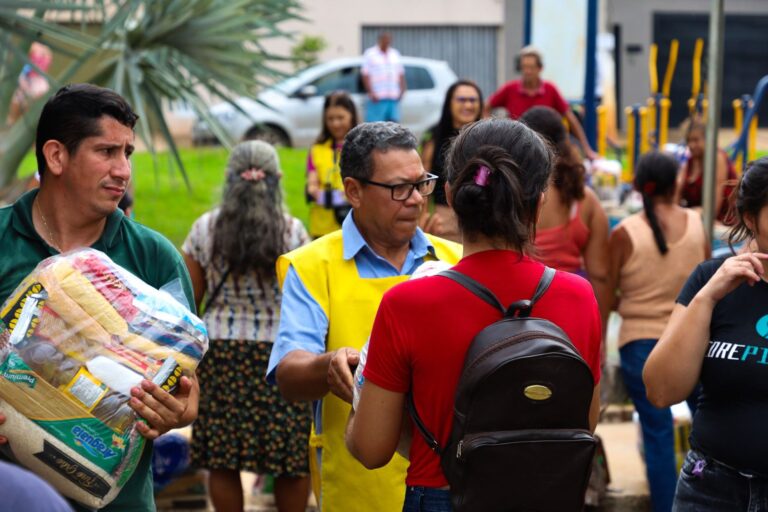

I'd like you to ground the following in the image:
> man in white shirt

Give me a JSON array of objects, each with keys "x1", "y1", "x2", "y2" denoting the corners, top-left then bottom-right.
[{"x1": 361, "y1": 32, "x2": 406, "y2": 122}]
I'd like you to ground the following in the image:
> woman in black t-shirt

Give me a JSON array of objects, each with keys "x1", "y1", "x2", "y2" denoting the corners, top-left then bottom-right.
[
  {"x1": 419, "y1": 80, "x2": 483, "y2": 242},
  {"x1": 644, "y1": 157, "x2": 768, "y2": 511}
]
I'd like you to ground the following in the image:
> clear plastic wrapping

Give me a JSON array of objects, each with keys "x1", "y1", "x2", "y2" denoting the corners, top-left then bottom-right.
[{"x1": 0, "y1": 248, "x2": 208, "y2": 508}]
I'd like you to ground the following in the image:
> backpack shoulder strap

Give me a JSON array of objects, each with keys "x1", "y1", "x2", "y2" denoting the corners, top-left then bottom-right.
[
  {"x1": 440, "y1": 267, "x2": 556, "y2": 318},
  {"x1": 531, "y1": 266, "x2": 556, "y2": 305},
  {"x1": 438, "y1": 269, "x2": 505, "y2": 314},
  {"x1": 509, "y1": 266, "x2": 555, "y2": 318},
  {"x1": 406, "y1": 393, "x2": 442, "y2": 455}
]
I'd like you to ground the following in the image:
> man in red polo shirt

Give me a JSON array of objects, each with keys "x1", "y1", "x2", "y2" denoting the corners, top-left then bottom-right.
[{"x1": 485, "y1": 46, "x2": 598, "y2": 160}]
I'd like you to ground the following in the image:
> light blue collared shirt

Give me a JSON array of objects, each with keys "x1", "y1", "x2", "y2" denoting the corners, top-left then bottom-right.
[{"x1": 266, "y1": 212, "x2": 435, "y2": 383}]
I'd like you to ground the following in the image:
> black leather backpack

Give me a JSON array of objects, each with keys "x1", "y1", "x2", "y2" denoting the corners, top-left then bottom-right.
[{"x1": 408, "y1": 267, "x2": 597, "y2": 512}]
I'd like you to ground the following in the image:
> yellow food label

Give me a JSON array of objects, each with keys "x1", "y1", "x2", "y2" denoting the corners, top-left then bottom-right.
[{"x1": 63, "y1": 368, "x2": 108, "y2": 412}]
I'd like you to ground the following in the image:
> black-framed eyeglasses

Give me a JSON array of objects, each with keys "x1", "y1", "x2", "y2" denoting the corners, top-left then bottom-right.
[{"x1": 357, "y1": 173, "x2": 438, "y2": 201}]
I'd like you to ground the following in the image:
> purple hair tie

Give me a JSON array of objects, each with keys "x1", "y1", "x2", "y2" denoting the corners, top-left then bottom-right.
[{"x1": 474, "y1": 165, "x2": 491, "y2": 187}]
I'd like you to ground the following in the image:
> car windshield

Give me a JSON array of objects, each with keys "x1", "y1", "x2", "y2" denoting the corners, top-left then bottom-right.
[{"x1": 270, "y1": 64, "x2": 325, "y2": 94}]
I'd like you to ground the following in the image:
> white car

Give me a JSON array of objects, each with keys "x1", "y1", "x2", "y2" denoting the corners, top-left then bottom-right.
[{"x1": 192, "y1": 56, "x2": 457, "y2": 147}]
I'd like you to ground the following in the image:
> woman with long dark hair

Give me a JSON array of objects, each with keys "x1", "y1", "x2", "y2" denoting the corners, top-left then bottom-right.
[
  {"x1": 347, "y1": 119, "x2": 601, "y2": 511},
  {"x1": 675, "y1": 116, "x2": 737, "y2": 224},
  {"x1": 603, "y1": 151, "x2": 708, "y2": 512},
  {"x1": 306, "y1": 91, "x2": 358, "y2": 237},
  {"x1": 521, "y1": 106, "x2": 610, "y2": 310},
  {"x1": 644, "y1": 157, "x2": 768, "y2": 510},
  {"x1": 419, "y1": 80, "x2": 483, "y2": 242},
  {"x1": 183, "y1": 140, "x2": 312, "y2": 512}
]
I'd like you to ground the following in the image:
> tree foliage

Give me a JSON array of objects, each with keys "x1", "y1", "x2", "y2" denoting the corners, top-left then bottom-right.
[
  {"x1": 0, "y1": 0, "x2": 302, "y2": 189},
  {"x1": 291, "y1": 34, "x2": 327, "y2": 71}
]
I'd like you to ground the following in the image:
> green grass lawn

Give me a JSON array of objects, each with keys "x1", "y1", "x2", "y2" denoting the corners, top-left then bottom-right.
[
  {"x1": 129, "y1": 147, "x2": 309, "y2": 248},
  {"x1": 19, "y1": 146, "x2": 310, "y2": 248},
  {"x1": 13, "y1": 141, "x2": 767, "y2": 250}
]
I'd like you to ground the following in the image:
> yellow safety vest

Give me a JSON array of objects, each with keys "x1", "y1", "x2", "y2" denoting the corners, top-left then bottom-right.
[
  {"x1": 308, "y1": 140, "x2": 345, "y2": 238},
  {"x1": 277, "y1": 230, "x2": 461, "y2": 512}
]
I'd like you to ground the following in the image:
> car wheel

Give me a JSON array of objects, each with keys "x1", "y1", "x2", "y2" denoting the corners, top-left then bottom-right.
[{"x1": 243, "y1": 125, "x2": 290, "y2": 147}]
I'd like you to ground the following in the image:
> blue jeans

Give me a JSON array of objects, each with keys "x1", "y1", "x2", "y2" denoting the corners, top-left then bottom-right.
[
  {"x1": 620, "y1": 339, "x2": 677, "y2": 512},
  {"x1": 674, "y1": 449, "x2": 768, "y2": 511},
  {"x1": 403, "y1": 486, "x2": 452, "y2": 512},
  {"x1": 365, "y1": 98, "x2": 400, "y2": 122}
]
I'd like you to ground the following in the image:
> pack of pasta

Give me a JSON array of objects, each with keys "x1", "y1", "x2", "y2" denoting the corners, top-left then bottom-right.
[{"x1": 0, "y1": 248, "x2": 208, "y2": 508}]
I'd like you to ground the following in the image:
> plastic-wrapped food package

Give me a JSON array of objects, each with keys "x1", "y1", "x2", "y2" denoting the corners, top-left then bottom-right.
[{"x1": 0, "y1": 249, "x2": 208, "y2": 509}]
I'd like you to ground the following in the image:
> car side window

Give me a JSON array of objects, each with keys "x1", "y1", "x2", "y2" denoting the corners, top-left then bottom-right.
[
  {"x1": 311, "y1": 67, "x2": 362, "y2": 96},
  {"x1": 404, "y1": 66, "x2": 435, "y2": 91}
]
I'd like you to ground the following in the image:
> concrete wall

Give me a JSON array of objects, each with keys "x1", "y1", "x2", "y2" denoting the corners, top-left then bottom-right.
[
  {"x1": 606, "y1": 0, "x2": 768, "y2": 122},
  {"x1": 260, "y1": 0, "x2": 510, "y2": 80}
]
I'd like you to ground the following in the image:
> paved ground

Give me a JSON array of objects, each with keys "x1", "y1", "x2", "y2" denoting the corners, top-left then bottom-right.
[{"x1": 596, "y1": 421, "x2": 651, "y2": 511}]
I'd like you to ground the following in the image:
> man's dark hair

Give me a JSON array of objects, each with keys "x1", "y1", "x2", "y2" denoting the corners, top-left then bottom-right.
[
  {"x1": 340, "y1": 122, "x2": 417, "y2": 180},
  {"x1": 35, "y1": 83, "x2": 138, "y2": 181}
]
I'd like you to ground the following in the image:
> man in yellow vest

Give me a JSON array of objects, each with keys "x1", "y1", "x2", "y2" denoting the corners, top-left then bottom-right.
[{"x1": 266, "y1": 122, "x2": 462, "y2": 511}]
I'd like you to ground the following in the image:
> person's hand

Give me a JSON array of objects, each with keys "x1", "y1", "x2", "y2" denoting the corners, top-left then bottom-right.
[
  {"x1": 424, "y1": 212, "x2": 458, "y2": 236},
  {"x1": 328, "y1": 347, "x2": 360, "y2": 404},
  {"x1": 128, "y1": 376, "x2": 194, "y2": 440},
  {"x1": 367, "y1": 92, "x2": 379, "y2": 103},
  {"x1": 422, "y1": 211, "x2": 441, "y2": 235},
  {"x1": 0, "y1": 410, "x2": 6, "y2": 444},
  {"x1": 423, "y1": 209, "x2": 458, "y2": 239},
  {"x1": 698, "y1": 252, "x2": 768, "y2": 304},
  {"x1": 585, "y1": 148, "x2": 600, "y2": 161}
]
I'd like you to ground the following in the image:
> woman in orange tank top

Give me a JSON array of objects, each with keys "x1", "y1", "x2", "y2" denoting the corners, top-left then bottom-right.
[{"x1": 602, "y1": 151, "x2": 708, "y2": 512}]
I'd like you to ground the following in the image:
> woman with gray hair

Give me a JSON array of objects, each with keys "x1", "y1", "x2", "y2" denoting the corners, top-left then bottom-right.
[{"x1": 183, "y1": 140, "x2": 312, "y2": 512}]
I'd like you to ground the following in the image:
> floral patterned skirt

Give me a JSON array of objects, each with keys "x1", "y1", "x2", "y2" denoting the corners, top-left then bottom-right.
[{"x1": 191, "y1": 339, "x2": 312, "y2": 477}]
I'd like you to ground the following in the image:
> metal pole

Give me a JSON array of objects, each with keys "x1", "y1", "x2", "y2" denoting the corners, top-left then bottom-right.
[
  {"x1": 504, "y1": 0, "x2": 523, "y2": 82},
  {"x1": 583, "y1": 0, "x2": 598, "y2": 151},
  {"x1": 523, "y1": 0, "x2": 532, "y2": 46},
  {"x1": 702, "y1": 0, "x2": 724, "y2": 242}
]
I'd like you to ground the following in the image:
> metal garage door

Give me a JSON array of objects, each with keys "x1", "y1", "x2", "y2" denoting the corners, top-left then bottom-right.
[
  {"x1": 362, "y1": 26, "x2": 498, "y2": 99},
  {"x1": 654, "y1": 13, "x2": 768, "y2": 128}
]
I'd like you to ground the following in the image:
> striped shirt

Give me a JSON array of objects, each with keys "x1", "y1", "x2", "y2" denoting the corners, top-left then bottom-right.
[
  {"x1": 182, "y1": 209, "x2": 309, "y2": 342},
  {"x1": 361, "y1": 45, "x2": 404, "y2": 100}
]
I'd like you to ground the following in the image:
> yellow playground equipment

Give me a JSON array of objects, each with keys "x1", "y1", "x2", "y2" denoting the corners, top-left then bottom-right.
[
  {"x1": 647, "y1": 39, "x2": 678, "y2": 148},
  {"x1": 731, "y1": 96, "x2": 758, "y2": 173},
  {"x1": 619, "y1": 36, "x2": 761, "y2": 190},
  {"x1": 687, "y1": 38, "x2": 708, "y2": 119},
  {"x1": 622, "y1": 38, "x2": 680, "y2": 182}
]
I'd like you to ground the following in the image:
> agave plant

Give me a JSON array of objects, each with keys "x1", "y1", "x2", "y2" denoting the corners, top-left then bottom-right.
[{"x1": 0, "y1": 0, "x2": 302, "y2": 189}]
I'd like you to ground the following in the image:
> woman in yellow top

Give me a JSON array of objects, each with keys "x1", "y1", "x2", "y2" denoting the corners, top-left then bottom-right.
[{"x1": 306, "y1": 91, "x2": 358, "y2": 237}]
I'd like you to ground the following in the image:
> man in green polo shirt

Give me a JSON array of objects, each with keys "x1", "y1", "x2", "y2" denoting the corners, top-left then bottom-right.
[{"x1": 0, "y1": 83, "x2": 200, "y2": 511}]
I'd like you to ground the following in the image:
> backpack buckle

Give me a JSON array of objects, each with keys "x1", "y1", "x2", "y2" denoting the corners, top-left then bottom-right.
[{"x1": 505, "y1": 300, "x2": 532, "y2": 318}]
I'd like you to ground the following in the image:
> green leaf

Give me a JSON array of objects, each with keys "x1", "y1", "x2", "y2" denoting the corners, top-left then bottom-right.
[{"x1": 0, "y1": 0, "x2": 302, "y2": 186}]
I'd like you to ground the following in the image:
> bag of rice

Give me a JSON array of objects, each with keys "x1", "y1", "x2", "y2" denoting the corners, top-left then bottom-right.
[{"x1": 0, "y1": 248, "x2": 208, "y2": 508}]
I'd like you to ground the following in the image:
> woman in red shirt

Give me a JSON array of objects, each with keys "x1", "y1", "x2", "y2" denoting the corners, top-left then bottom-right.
[{"x1": 346, "y1": 118, "x2": 602, "y2": 511}]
